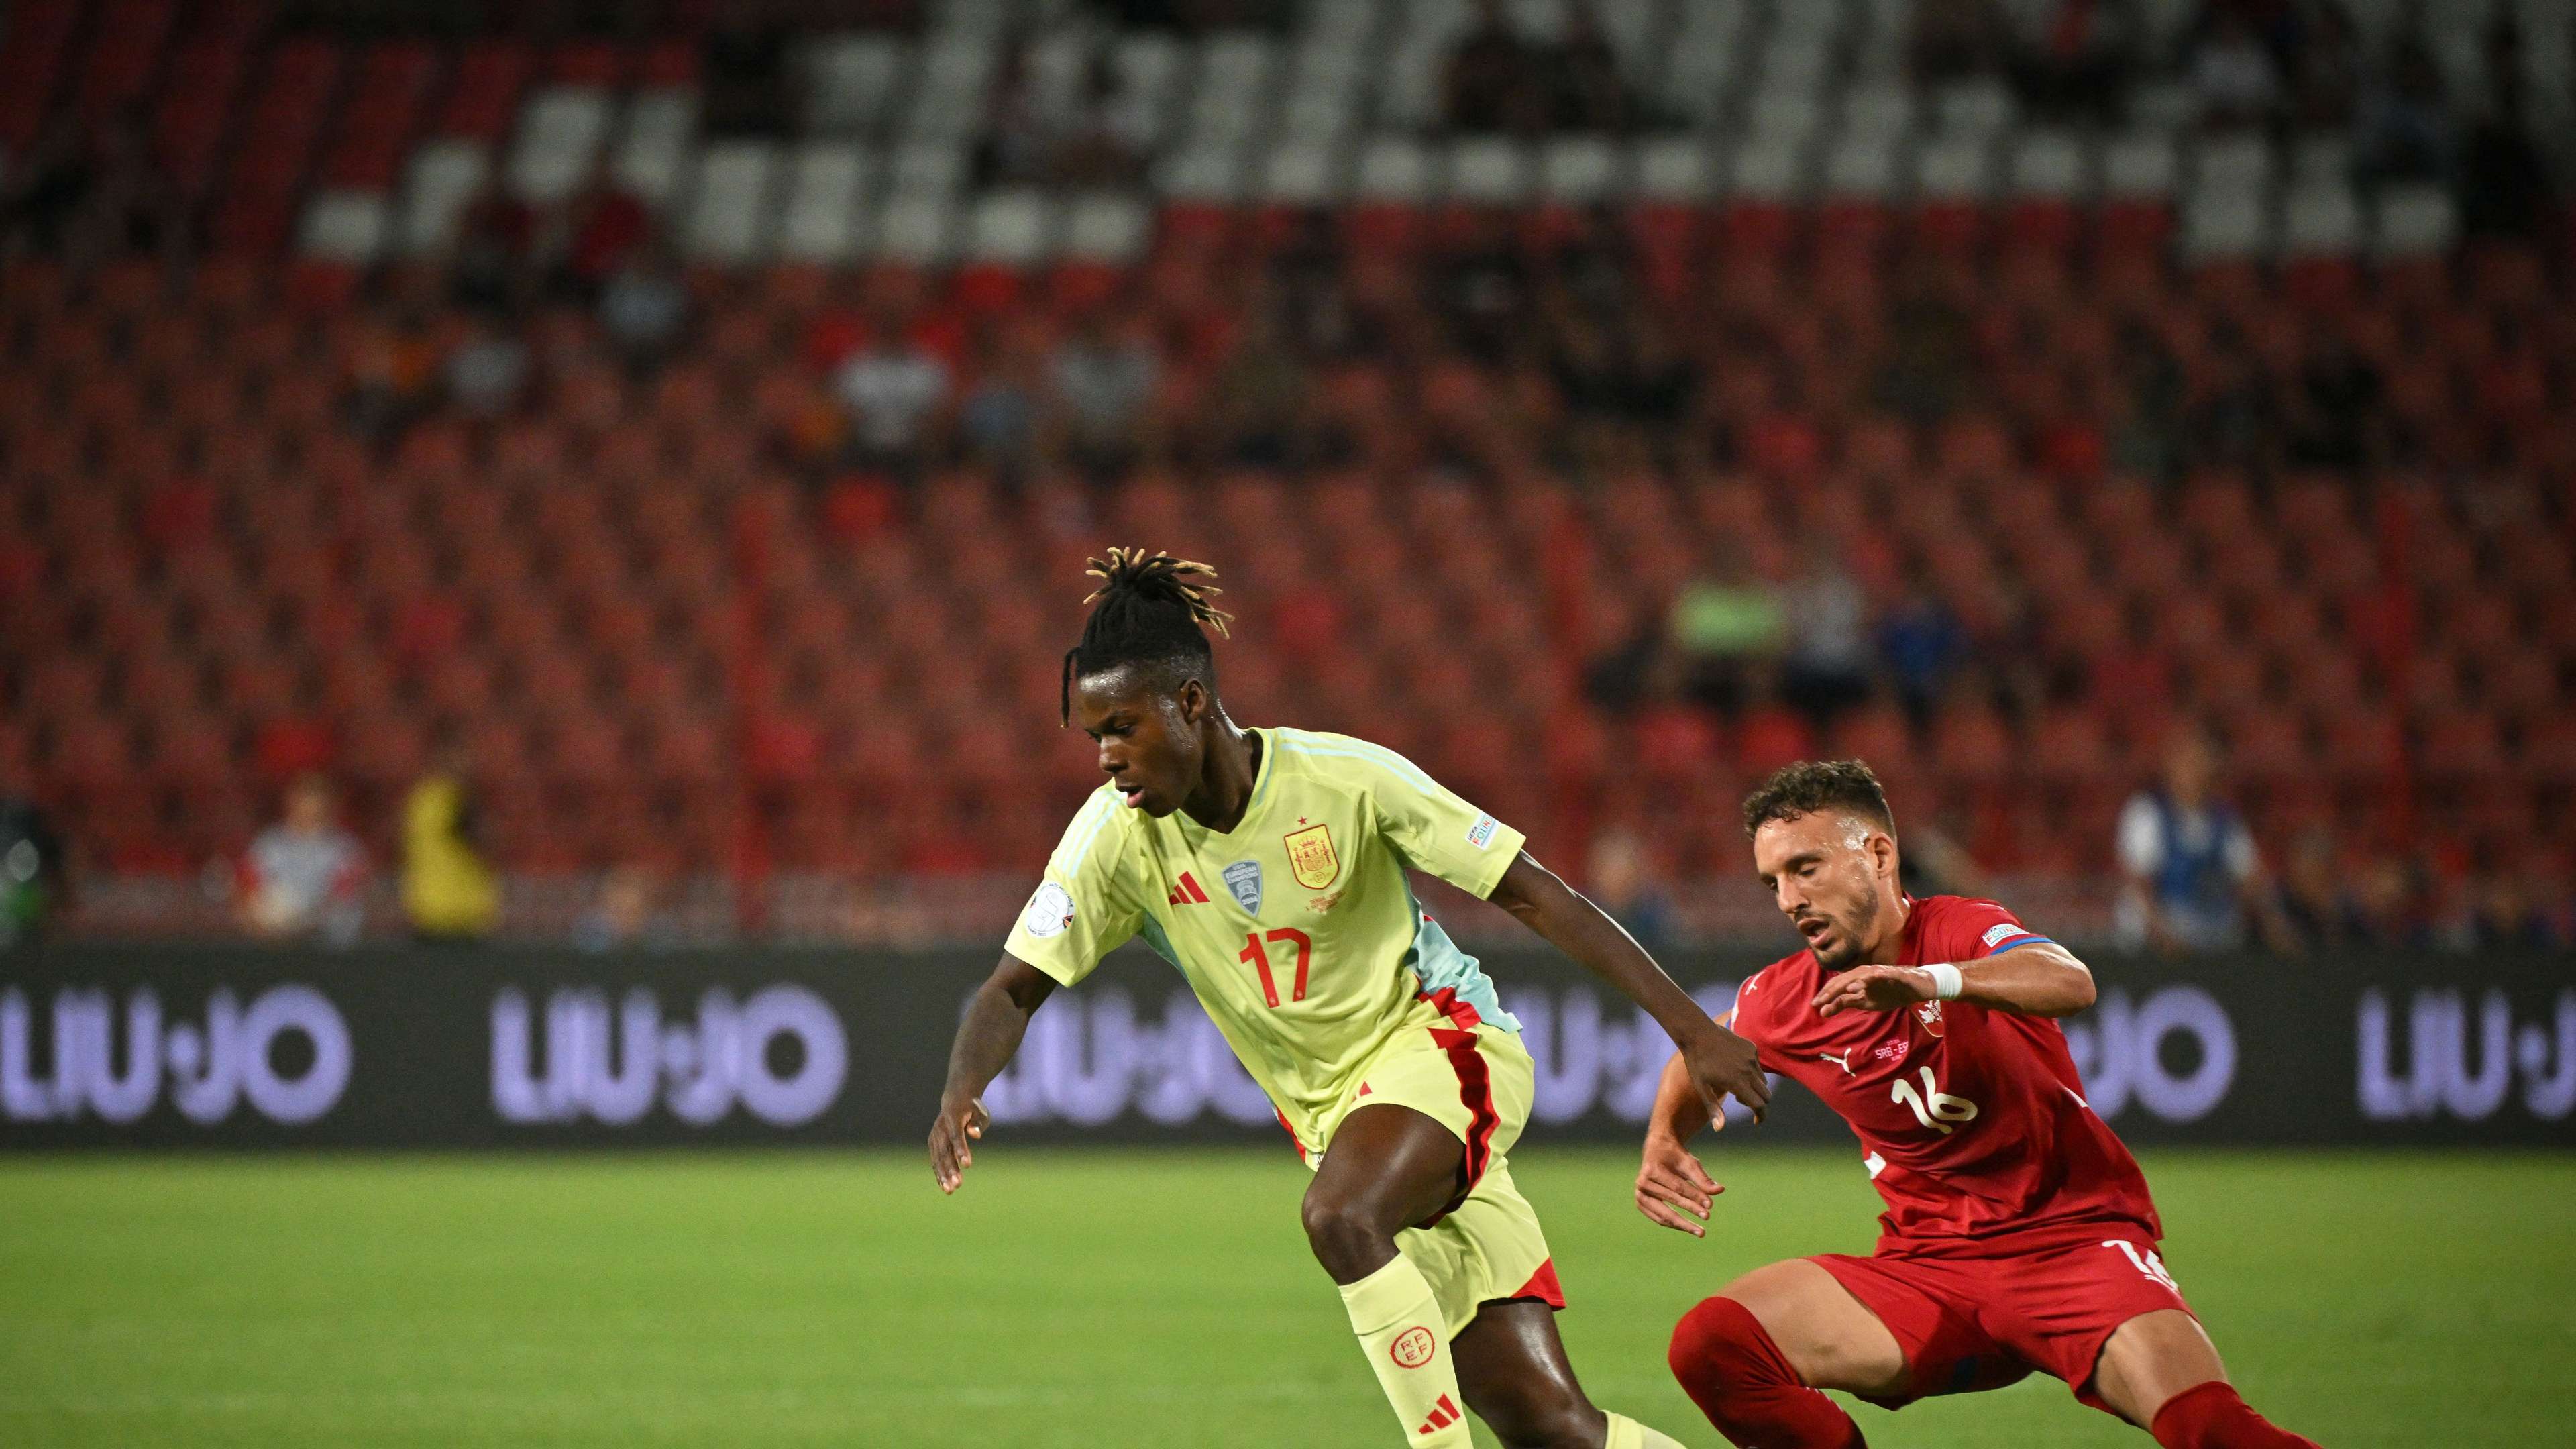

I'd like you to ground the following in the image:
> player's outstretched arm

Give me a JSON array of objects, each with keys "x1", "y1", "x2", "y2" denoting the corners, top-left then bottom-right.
[
  {"x1": 1489, "y1": 850, "x2": 1770, "y2": 1122},
  {"x1": 1811, "y1": 941, "x2": 2097, "y2": 1020},
  {"x1": 929, "y1": 955, "x2": 1058, "y2": 1194}
]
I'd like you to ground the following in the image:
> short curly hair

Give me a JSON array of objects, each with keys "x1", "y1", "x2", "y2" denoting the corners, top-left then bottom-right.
[{"x1": 1740, "y1": 759, "x2": 1896, "y2": 837}]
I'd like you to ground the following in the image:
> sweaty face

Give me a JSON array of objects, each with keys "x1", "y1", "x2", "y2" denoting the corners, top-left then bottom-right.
[
  {"x1": 1071, "y1": 667, "x2": 1203, "y2": 818},
  {"x1": 1752, "y1": 811, "x2": 1894, "y2": 971}
]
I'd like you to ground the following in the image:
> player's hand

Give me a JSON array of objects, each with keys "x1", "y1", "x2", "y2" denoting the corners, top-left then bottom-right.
[
  {"x1": 1635, "y1": 1132, "x2": 1724, "y2": 1237},
  {"x1": 928, "y1": 1093, "x2": 989, "y2": 1195},
  {"x1": 1681, "y1": 1024, "x2": 1770, "y2": 1124},
  {"x1": 1813, "y1": 964, "x2": 1937, "y2": 1018}
]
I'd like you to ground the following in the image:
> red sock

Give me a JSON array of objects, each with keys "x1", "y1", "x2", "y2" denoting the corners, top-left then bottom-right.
[
  {"x1": 2150, "y1": 1381, "x2": 2322, "y2": 1448},
  {"x1": 1667, "y1": 1295, "x2": 1868, "y2": 1449}
]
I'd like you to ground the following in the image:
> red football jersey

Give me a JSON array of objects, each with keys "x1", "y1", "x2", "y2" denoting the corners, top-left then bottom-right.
[{"x1": 1730, "y1": 895, "x2": 2160, "y2": 1257}]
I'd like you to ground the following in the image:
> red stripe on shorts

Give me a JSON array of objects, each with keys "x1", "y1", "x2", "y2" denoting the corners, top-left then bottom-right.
[
  {"x1": 1275, "y1": 1108, "x2": 1308, "y2": 1164},
  {"x1": 1422, "y1": 1024, "x2": 1499, "y2": 1225},
  {"x1": 1506, "y1": 1257, "x2": 1566, "y2": 1309},
  {"x1": 1415, "y1": 985, "x2": 1483, "y2": 1031}
]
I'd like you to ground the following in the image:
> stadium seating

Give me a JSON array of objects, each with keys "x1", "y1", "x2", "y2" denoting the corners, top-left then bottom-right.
[{"x1": 2, "y1": 0, "x2": 2571, "y2": 939}]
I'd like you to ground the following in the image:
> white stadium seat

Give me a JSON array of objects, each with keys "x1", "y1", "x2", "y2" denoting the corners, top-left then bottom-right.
[
  {"x1": 1154, "y1": 146, "x2": 1245, "y2": 201},
  {"x1": 1914, "y1": 136, "x2": 1996, "y2": 200},
  {"x1": 2102, "y1": 133, "x2": 2180, "y2": 199},
  {"x1": 2373, "y1": 184, "x2": 2459, "y2": 258},
  {"x1": 873, "y1": 189, "x2": 957, "y2": 262},
  {"x1": 1823, "y1": 135, "x2": 1903, "y2": 199},
  {"x1": 506, "y1": 86, "x2": 616, "y2": 204},
  {"x1": 1064, "y1": 193, "x2": 1150, "y2": 262},
  {"x1": 1356, "y1": 137, "x2": 1435, "y2": 201},
  {"x1": 683, "y1": 140, "x2": 780, "y2": 262},
  {"x1": 2280, "y1": 180, "x2": 2363, "y2": 256},
  {"x1": 1448, "y1": 137, "x2": 1530, "y2": 203},
  {"x1": 1260, "y1": 140, "x2": 1344, "y2": 204},
  {"x1": 1731, "y1": 136, "x2": 1808, "y2": 200},
  {"x1": 1633, "y1": 137, "x2": 1715, "y2": 199},
  {"x1": 396, "y1": 139, "x2": 491, "y2": 256},
  {"x1": 610, "y1": 89, "x2": 696, "y2": 203},
  {"x1": 965, "y1": 189, "x2": 1059, "y2": 264},
  {"x1": 804, "y1": 35, "x2": 908, "y2": 136},
  {"x1": 2180, "y1": 182, "x2": 2271, "y2": 260},
  {"x1": 1540, "y1": 137, "x2": 1622, "y2": 202},
  {"x1": 2008, "y1": 130, "x2": 2090, "y2": 197},
  {"x1": 777, "y1": 142, "x2": 875, "y2": 262},
  {"x1": 299, "y1": 189, "x2": 389, "y2": 262},
  {"x1": 2192, "y1": 133, "x2": 2275, "y2": 195}
]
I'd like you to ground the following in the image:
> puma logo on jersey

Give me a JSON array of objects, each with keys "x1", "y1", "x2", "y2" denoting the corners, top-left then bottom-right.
[
  {"x1": 1816, "y1": 1049, "x2": 1856, "y2": 1075},
  {"x1": 1166, "y1": 872, "x2": 1212, "y2": 906}
]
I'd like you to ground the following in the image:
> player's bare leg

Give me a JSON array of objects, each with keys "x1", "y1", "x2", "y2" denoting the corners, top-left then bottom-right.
[
  {"x1": 1668, "y1": 1260, "x2": 1903, "y2": 1448},
  {"x1": 2090, "y1": 1311, "x2": 2322, "y2": 1448},
  {"x1": 1307, "y1": 1105, "x2": 1682, "y2": 1448}
]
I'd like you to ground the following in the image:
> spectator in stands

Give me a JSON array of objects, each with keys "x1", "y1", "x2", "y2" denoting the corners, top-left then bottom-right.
[
  {"x1": 702, "y1": 17, "x2": 791, "y2": 138},
  {"x1": 574, "y1": 866, "x2": 677, "y2": 953},
  {"x1": 2290, "y1": 0, "x2": 2366, "y2": 129},
  {"x1": 0, "y1": 115, "x2": 95, "y2": 261},
  {"x1": 977, "y1": 32, "x2": 1053, "y2": 187},
  {"x1": 1550, "y1": 1, "x2": 1633, "y2": 133},
  {"x1": 239, "y1": 774, "x2": 366, "y2": 947},
  {"x1": 835, "y1": 323, "x2": 954, "y2": 478},
  {"x1": 444, "y1": 319, "x2": 532, "y2": 419},
  {"x1": 2356, "y1": 1, "x2": 2455, "y2": 183},
  {"x1": 2459, "y1": 11, "x2": 2553, "y2": 241},
  {"x1": 402, "y1": 755, "x2": 498, "y2": 945},
  {"x1": 1670, "y1": 543, "x2": 1784, "y2": 718},
  {"x1": 2286, "y1": 333, "x2": 2384, "y2": 474},
  {"x1": 2108, "y1": 319, "x2": 2188, "y2": 482},
  {"x1": 1910, "y1": 0, "x2": 2012, "y2": 85},
  {"x1": 2188, "y1": 8, "x2": 2284, "y2": 130},
  {"x1": 2114, "y1": 729, "x2": 2271, "y2": 953},
  {"x1": 1201, "y1": 297, "x2": 1311, "y2": 469},
  {"x1": 343, "y1": 300, "x2": 443, "y2": 443},
  {"x1": 2010, "y1": 0, "x2": 2140, "y2": 125},
  {"x1": 1047, "y1": 313, "x2": 1160, "y2": 480},
  {"x1": 1586, "y1": 825, "x2": 1676, "y2": 951},
  {"x1": 959, "y1": 324, "x2": 1049, "y2": 482},
  {"x1": 2184, "y1": 334, "x2": 2279, "y2": 473},
  {"x1": 598, "y1": 237, "x2": 690, "y2": 375},
  {"x1": 1051, "y1": 52, "x2": 1152, "y2": 187},
  {"x1": 1877, "y1": 570, "x2": 1970, "y2": 729},
  {"x1": 2273, "y1": 827, "x2": 2368, "y2": 952},
  {"x1": 1444, "y1": 0, "x2": 1549, "y2": 136},
  {"x1": 1780, "y1": 541, "x2": 1875, "y2": 730},
  {"x1": 555, "y1": 178, "x2": 653, "y2": 303},
  {"x1": 2464, "y1": 860, "x2": 2559, "y2": 952},
  {"x1": 449, "y1": 180, "x2": 535, "y2": 314},
  {"x1": 0, "y1": 782, "x2": 69, "y2": 951}
]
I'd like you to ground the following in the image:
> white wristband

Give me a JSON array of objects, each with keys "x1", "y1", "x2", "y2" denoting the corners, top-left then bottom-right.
[{"x1": 1924, "y1": 964, "x2": 1964, "y2": 1001}]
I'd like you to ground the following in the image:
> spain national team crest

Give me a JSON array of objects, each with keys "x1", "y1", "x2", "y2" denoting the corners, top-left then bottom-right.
[
  {"x1": 1916, "y1": 1000, "x2": 1946, "y2": 1038},
  {"x1": 1222, "y1": 859, "x2": 1264, "y2": 915},
  {"x1": 1283, "y1": 823, "x2": 1340, "y2": 890}
]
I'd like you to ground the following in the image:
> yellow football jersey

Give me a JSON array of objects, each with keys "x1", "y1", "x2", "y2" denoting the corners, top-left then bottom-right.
[{"x1": 1004, "y1": 727, "x2": 1529, "y2": 1146}]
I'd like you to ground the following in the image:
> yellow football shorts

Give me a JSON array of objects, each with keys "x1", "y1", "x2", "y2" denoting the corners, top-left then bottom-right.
[{"x1": 1309, "y1": 1016, "x2": 1564, "y2": 1337}]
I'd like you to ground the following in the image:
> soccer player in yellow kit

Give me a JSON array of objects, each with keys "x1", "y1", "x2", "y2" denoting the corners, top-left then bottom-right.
[{"x1": 930, "y1": 551, "x2": 1771, "y2": 1448}]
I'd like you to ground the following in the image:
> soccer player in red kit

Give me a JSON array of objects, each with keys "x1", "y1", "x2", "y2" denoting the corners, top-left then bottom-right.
[{"x1": 1641, "y1": 761, "x2": 2321, "y2": 1449}]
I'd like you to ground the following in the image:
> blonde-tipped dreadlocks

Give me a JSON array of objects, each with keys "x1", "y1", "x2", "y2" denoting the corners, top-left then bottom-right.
[{"x1": 1061, "y1": 549, "x2": 1234, "y2": 724}]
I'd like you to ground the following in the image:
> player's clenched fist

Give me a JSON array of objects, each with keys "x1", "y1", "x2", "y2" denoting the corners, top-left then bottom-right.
[
  {"x1": 928, "y1": 1093, "x2": 989, "y2": 1194},
  {"x1": 1634, "y1": 1132, "x2": 1725, "y2": 1238},
  {"x1": 1811, "y1": 963, "x2": 1941, "y2": 1018}
]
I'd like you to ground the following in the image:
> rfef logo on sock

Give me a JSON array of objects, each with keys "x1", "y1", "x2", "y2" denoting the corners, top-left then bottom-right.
[{"x1": 1389, "y1": 1326, "x2": 1437, "y2": 1368}]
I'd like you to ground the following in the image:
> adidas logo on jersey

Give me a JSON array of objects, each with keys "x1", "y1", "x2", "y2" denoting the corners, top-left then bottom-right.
[
  {"x1": 1417, "y1": 1394, "x2": 1462, "y2": 1434},
  {"x1": 1167, "y1": 872, "x2": 1211, "y2": 906}
]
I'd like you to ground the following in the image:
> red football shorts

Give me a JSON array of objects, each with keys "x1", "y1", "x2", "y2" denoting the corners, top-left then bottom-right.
[{"x1": 1810, "y1": 1226, "x2": 2196, "y2": 1415}]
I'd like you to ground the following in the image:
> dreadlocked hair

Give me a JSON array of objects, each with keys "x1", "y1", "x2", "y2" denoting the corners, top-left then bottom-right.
[{"x1": 1059, "y1": 547, "x2": 1234, "y2": 725}]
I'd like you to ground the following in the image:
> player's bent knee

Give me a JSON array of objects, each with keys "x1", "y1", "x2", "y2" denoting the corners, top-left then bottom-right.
[
  {"x1": 1299, "y1": 1191, "x2": 1394, "y2": 1277},
  {"x1": 1668, "y1": 1296, "x2": 1771, "y2": 1389}
]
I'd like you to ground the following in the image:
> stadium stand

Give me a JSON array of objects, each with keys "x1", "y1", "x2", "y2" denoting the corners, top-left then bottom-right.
[{"x1": 1, "y1": 0, "x2": 2571, "y2": 946}]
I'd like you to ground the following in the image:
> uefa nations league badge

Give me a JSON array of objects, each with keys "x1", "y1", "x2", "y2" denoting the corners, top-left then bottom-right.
[{"x1": 1222, "y1": 860, "x2": 1263, "y2": 915}]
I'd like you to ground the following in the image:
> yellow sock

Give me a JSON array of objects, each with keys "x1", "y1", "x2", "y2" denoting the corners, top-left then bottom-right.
[
  {"x1": 1607, "y1": 1411, "x2": 1690, "y2": 1449},
  {"x1": 1338, "y1": 1255, "x2": 1472, "y2": 1446}
]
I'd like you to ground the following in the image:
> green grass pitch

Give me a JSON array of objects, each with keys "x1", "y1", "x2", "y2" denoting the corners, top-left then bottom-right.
[{"x1": 0, "y1": 1148, "x2": 2565, "y2": 1447}]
